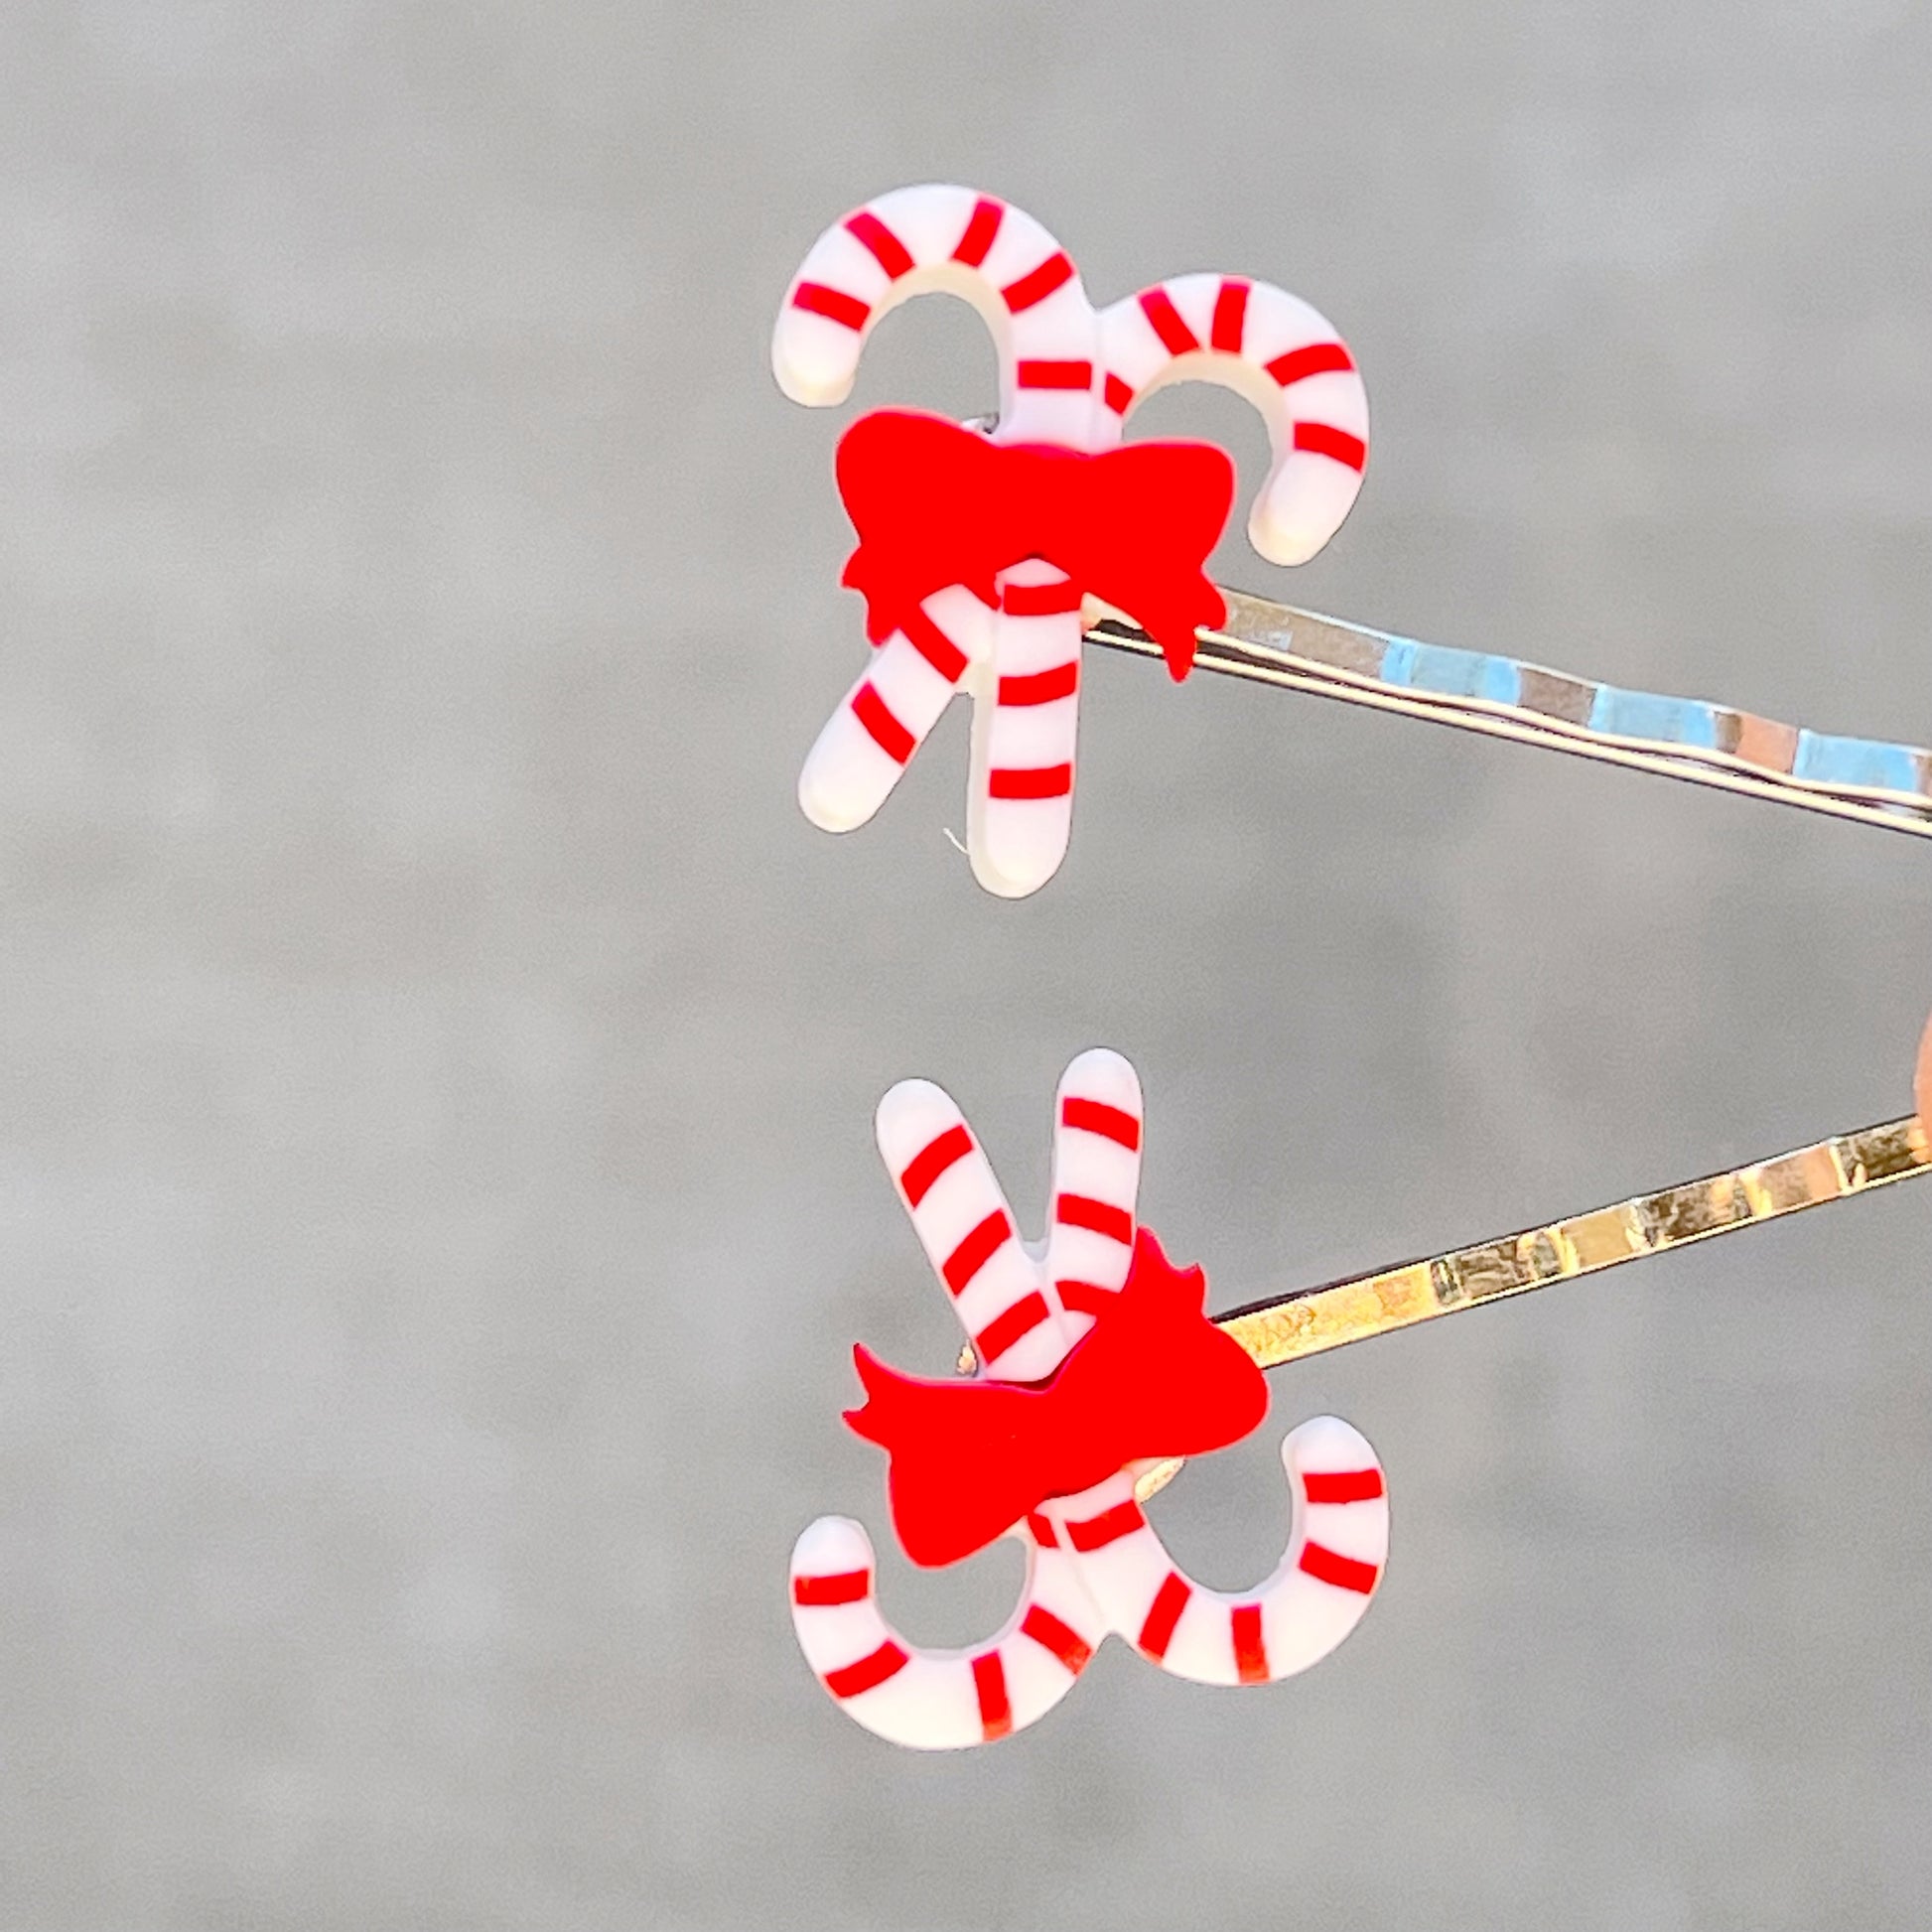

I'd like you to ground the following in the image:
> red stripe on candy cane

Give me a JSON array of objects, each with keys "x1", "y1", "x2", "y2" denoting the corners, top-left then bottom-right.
[
  {"x1": 952, "y1": 197, "x2": 1004, "y2": 268},
  {"x1": 1026, "y1": 1511, "x2": 1057, "y2": 1548},
  {"x1": 792, "y1": 1569, "x2": 871, "y2": 1607},
  {"x1": 851, "y1": 682, "x2": 913, "y2": 763},
  {"x1": 1266, "y1": 341, "x2": 1354, "y2": 387},
  {"x1": 1003, "y1": 251, "x2": 1075, "y2": 314},
  {"x1": 1302, "y1": 1468, "x2": 1386, "y2": 1505},
  {"x1": 844, "y1": 210, "x2": 914, "y2": 280},
  {"x1": 1300, "y1": 1542, "x2": 1379, "y2": 1594},
  {"x1": 1137, "y1": 1572, "x2": 1192, "y2": 1662},
  {"x1": 897, "y1": 605, "x2": 968, "y2": 683},
  {"x1": 1102, "y1": 372, "x2": 1134, "y2": 416},
  {"x1": 942, "y1": 1209, "x2": 1013, "y2": 1295},
  {"x1": 1015, "y1": 358, "x2": 1092, "y2": 390},
  {"x1": 1210, "y1": 278, "x2": 1249, "y2": 351},
  {"x1": 1001, "y1": 578, "x2": 1083, "y2": 617},
  {"x1": 899, "y1": 1124, "x2": 972, "y2": 1207},
  {"x1": 1059, "y1": 1097, "x2": 1141, "y2": 1150},
  {"x1": 1054, "y1": 1280, "x2": 1115, "y2": 1316},
  {"x1": 792, "y1": 281, "x2": 871, "y2": 332},
  {"x1": 998, "y1": 662, "x2": 1079, "y2": 706},
  {"x1": 1064, "y1": 1499, "x2": 1145, "y2": 1553},
  {"x1": 1232, "y1": 1604, "x2": 1270, "y2": 1684},
  {"x1": 1139, "y1": 286, "x2": 1199, "y2": 356},
  {"x1": 988, "y1": 763, "x2": 1073, "y2": 800},
  {"x1": 972, "y1": 1291, "x2": 1051, "y2": 1364},
  {"x1": 1021, "y1": 1604, "x2": 1093, "y2": 1676},
  {"x1": 973, "y1": 1651, "x2": 1013, "y2": 1741},
  {"x1": 1293, "y1": 421, "x2": 1367, "y2": 471},
  {"x1": 1055, "y1": 1193, "x2": 1133, "y2": 1244},
  {"x1": 824, "y1": 1640, "x2": 909, "y2": 1699}
]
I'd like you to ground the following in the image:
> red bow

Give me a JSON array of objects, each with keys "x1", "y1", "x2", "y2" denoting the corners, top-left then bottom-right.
[
  {"x1": 844, "y1": 1228, "x2": 1268, "y2": 1569},
  {"x1": 836, "y1": 410, "x2": 1234, "y2": 680}
]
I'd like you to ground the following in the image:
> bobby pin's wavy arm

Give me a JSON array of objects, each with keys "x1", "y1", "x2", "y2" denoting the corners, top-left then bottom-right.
[{"x1": 1086, "y1": 592, "x2": 1932, "y2": 843}]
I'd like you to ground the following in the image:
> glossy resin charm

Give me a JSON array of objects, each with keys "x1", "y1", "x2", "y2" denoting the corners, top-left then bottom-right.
[
  {"x1": 773, "y1": 186, "x2": 1370, "y2": 898},
  {"x1": 789, "y1": 1051, "x2": 1389, "y2": 1749}
]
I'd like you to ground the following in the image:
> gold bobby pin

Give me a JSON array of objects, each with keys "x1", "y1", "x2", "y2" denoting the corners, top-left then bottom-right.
[
  {"x1": 1086, "y1": 591, "x2": 1932, "y2": 843},
  {"x1": 1131, "y1": 1021, "x2": 1932, "y2": 1501}
]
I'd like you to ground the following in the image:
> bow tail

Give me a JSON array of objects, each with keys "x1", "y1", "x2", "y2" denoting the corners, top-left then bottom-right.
[{"x1": 1077, "y1": 442, "x2": 1237, "y2": 679}]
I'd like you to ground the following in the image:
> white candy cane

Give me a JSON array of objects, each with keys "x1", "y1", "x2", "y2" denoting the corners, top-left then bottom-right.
[
  {"x1": 1096, "y1": 273, "x2": 1370, "y2": 568},
  {"x1": 789, "y1": 1049, "x2": 1136, "y2": 1748},
  {"x1": 973, "y1": 262, "x2": 1372, "y2": 891},
  {"x1": 773, "y1": 185, "x2": 1108, "y2": 898},
  {"x1": 1022, "y1": 1043, "x2": 1388, "y2": 1691},
  {"x1": 791, "y1": 1050, "x2": 1389, "y2": 1748}
]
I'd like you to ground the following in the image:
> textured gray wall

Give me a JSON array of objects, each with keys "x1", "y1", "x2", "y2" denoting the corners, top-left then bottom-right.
[{"x1": 3, "y1": 2, "x2": 1930, "y2": 1927}]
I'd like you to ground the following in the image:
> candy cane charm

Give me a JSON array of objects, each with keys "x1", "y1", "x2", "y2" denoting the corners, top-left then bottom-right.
[
  {"x1": 790, "y1": 1051, "x2": 1390, "y2": 1748},
  {"x1": 773, "y1": 184, "x2": 1099, "y2": 444},
  {"x1": 776, "y1": 189, "x2": 1371, "y2": 897},
  {"x1": 788, "y1": 1050, "x2": 1138, "y2": 1747},
  {"x1": 1097, "y1": 274, "x2": 1370, "y2": 614},
  {"x1": 774, "y1": 185, "x2": 1103, "y2": 883}
]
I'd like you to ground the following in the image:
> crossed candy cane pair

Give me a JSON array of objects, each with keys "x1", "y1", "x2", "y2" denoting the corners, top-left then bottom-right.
[
  {"x1": 789, "y1": 1051, "x2": 1390, "y2": 1749},
  {"x1": 773, "y1": 186, "x2": 1372, "y2": 898}
]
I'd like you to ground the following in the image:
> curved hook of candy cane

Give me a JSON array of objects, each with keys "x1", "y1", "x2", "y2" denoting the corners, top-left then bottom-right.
[
  {"x1": 1053, "y1": 1416, "x2": 1388, "y2": 1686},
  {"x1": 772, "y1": 184, "x2": 1103, "y2": 450},
  {"x1": 1096, "y1": 274, "x2": 1370, "y2": 568},
  {"x1": 789, "y1": 1514, "x2": 1107, "y2": 1749}
]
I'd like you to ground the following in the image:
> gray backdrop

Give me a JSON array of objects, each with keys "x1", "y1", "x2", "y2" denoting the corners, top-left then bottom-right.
[{"x1": 3, "y1": 2, "x2": 1930, "y2": 1927}]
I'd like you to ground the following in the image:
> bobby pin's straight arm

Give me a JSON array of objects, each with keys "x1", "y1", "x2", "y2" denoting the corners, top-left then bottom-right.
[
  {"x1": 1223, "y1": 1114, "x2": 1930, "y2": 1368},
  {"x1": 1134, "y1": 1114, "x2": 1932, "y2": 1501},
  {"x1": 1086, "y1": 593, "x2": 1932, "y2": 843}
]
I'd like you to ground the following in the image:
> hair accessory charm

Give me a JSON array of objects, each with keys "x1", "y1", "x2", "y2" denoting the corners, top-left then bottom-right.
[
  {"x1": 774, "y1": 186, "x2": 1370, "y2": 898},
  {"x1": 788, "y1": 1050, "x2": 1389, "y2": 1750}
]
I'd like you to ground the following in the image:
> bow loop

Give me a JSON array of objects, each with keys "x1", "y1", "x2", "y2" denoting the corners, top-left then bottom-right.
[{"x1": 834, "y1": 410, "x2": 1234, "y2": 677}]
